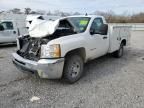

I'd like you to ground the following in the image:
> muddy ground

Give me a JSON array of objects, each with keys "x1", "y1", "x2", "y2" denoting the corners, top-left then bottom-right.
[{"x1": 0, "y1": 31, "x2": 144, "y2": 108}]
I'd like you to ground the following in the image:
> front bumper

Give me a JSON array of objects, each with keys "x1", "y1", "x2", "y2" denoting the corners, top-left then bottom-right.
[{"x1": 12, "y1": 53, "x2": 64, "y2": 79}]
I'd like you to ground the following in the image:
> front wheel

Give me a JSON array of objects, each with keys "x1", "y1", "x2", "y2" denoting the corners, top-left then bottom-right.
[
  {"x1": 63, "y1": 54, "x2": 84, "y2": 83},
  {"x1": 113, "y1": 43, "x2": 124, "y2": 58}
]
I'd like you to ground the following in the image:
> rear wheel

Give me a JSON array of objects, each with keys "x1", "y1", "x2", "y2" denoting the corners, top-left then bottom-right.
[
  {"x1": 63, "y1": 54, "x2": 84, "y2": 83},
  {"x1": 113, "y1": 43, "x2": 124, "y2": 58}
]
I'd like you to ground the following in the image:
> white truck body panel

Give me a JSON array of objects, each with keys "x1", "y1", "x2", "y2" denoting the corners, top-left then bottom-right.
[{"x1": 108, "y1": 25, "x2": 131, "y2": 53}]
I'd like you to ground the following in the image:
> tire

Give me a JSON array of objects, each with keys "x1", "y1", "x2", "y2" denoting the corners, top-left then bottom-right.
[
  {"x1": 113, "y1": 43, "x2": 124, "y2": 58},
  {"x1": 63, "y1": 54, "x2": 84, "y2": 83}
]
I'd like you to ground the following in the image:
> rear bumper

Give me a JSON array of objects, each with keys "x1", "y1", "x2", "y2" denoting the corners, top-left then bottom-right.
[{"x1": 12, "y1": 53, "x2": 64, "y2": 79}]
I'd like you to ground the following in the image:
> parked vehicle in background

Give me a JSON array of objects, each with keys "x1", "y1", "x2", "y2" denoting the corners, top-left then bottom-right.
[
  {"x1": 12, "y1": 15, "x2": 131, "y2": 83},
  {"x1": 0, "y1": 13, "x2": 28, "y2": 44},
  {"x1": 0, "y1": 20, "x2": 28, "y2": 44}
]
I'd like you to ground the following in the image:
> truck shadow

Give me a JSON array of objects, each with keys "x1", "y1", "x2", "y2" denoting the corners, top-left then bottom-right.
[
  {"x1": 81, "y1": 49, "x2": 132, "y2": 83},
  {"x1": 80, "y1": 47, "x2": 144, "y2": 85}
]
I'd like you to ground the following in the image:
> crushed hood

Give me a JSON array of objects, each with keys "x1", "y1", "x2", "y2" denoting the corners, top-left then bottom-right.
[{"x1": 29, "y1": 19, "x2": 59, "y2": 38}]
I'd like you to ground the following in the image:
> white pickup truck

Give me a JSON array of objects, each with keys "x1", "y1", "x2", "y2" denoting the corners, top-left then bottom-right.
[
  {"x1": 0, "y1": 14, "x2": 27, "y2": 44},
  {"x1": 0, "y1": 20, "x2": 26, "y2": 44},
  {"x1": 12, "y1": 15, "x2": 131, "y2": 83}
]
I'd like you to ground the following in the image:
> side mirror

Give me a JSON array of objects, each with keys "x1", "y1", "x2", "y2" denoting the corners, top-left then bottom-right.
[
  {"x1": 0, "y1": 24, "x2": 4, "y2": 31},
  {"x1": 99, "y1": 24, "x2": 108, "y2": 35},
  {"x1": 90, "y1": 29, "x2": 95, "y2": 35},
  {"x1": 90, "y1": 24, "x2": 108, "y2": 35}
]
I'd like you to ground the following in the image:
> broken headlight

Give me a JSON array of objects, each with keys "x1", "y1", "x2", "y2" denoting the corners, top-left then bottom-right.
[{"x1": 41, "y1": 44, "x2": 61, "y2": 58}]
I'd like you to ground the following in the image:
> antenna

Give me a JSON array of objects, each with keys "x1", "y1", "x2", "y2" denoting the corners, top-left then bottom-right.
[{"x1": 85, "y1": 13, "x2": 88, "y2": 16}]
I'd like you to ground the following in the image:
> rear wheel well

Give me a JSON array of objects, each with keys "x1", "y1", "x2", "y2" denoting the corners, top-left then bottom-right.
[
  {"x1": 65, "y1": 48, "x2": 86, "y2": 62},
  {"x1": 121, "y1": 39, "x2": 126, "y2": 46}
]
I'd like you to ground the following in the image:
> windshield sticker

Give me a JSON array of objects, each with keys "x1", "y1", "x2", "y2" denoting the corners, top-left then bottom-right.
[{"x1": 80, "y1": 20, "x2": 88, "y2": 25}]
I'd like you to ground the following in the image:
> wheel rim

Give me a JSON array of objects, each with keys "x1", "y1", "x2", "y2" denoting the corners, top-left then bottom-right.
[{"x1": 70, "y1": 61, "x2": 81, "y2": 78}]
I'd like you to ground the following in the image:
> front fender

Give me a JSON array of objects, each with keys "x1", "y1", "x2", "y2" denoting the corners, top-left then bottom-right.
[{"x1": 47, "y1": 33, "x2": 86, "y2": 58}]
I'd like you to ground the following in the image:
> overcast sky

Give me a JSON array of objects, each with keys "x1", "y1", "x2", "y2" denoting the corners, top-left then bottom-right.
[{"x1": 0, "y1": 0, "x2": 144, "y2": 14}]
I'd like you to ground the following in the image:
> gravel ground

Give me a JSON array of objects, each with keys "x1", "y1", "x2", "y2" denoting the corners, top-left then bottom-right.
[{"x1": 0, "y1": 31, "x2": 144, "y2": 108}]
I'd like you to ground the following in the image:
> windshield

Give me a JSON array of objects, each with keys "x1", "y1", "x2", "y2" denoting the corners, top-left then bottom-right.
[{"x1": 67, "y1": 17, "x2": 90, "y2": 33}]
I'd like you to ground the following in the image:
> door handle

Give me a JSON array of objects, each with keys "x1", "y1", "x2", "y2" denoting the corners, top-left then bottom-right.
[
  {"x1": 13, "y1": 31, "x2": 16, "y2": 34},
  {"x1": 103, "y1": 36, "x2": 108, "y2": 39},
  {"x1": 117, "y1": 37, "x2": 121, "y2": 41}
]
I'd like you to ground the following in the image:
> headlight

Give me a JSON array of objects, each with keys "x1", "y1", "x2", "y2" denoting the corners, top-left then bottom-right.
[{"x1": 41, "y1": 44, "x2": 61, "y2": 58}]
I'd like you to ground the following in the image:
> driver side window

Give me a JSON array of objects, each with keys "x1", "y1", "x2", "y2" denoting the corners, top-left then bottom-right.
[
  {"x1": 90, "y1": 18, "x2": 103, "y2": 33},
  {"x1": 1, "y1": 22, "x2": 14, "y2": 30}
]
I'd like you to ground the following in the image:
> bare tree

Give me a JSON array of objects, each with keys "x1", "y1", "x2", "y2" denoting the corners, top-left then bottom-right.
[
  {"x1": 0, "y1": 11, "x2": 4, "y2": 14},
  {"x1": 30, "y1": 11, "x2": 38, "y2": 14},
  {"x1": 73, "y1": 12, "x2": 81, "y2": 15},
  {"x1": 47, "y1": 11, "x2": 52, "y2": 15},
  {"x1": 24, "y1": 8, "x2": 31, "y2": 14},
  {"x1": 54, "y1": 10, "x2": 61, "y2": 16},
  {"x1": 130, "y1": 13, "x2": 144, "y2": 23},
  {"x1": 35, "y1": 10, "x2": 46, "y2": 15},
  {"x1": 9, "y1": 8, "x2": 21, "y2": 14}
]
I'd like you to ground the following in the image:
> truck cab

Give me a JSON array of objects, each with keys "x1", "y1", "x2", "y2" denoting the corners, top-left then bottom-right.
[{"x1": 0, "y1": 20, "x2": 18, "y2": 44}]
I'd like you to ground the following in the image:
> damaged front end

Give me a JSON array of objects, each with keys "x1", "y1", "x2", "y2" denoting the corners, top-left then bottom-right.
[
  {"x1": 16, "y1": 18, "x2": 77, "y2": 61},
  {"x1": 17, "y1": 36, "x2": 49, "y2": 61},
  {"x1": 12, "y1": 35, "x2": 64, "y2": 79},
  {"x1": 12, "y1": 16, "x2": 90, "y2": 79},
  {"x1": 12, "y1": 18, "x2": 75, "y2": 78}
]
